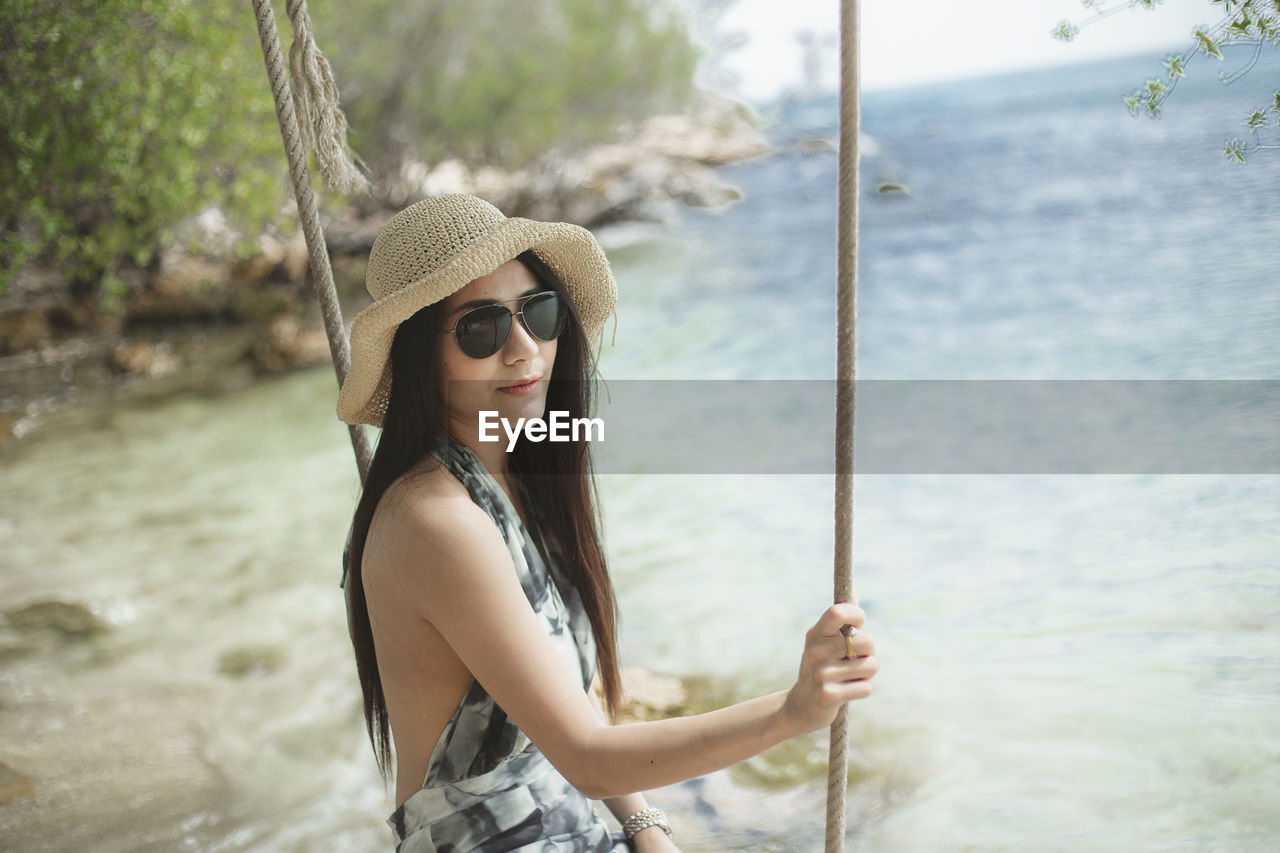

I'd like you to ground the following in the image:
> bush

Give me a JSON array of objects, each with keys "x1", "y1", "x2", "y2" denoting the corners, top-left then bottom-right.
[
  {"x1": 314, "y1": 0, "x2": 700, "y2": 172},
  {"x1": 1, "y1": 0, "x2": 285, "y2": 308},
  {"x1": 1, "y1": 0, "x2": 700, "y2": 309}
]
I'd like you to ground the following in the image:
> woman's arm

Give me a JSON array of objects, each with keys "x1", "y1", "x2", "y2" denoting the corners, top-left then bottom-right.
[
  {"x1": 587, "y1": 680, "x2": 680, "y2": 852},
  {"x1": 367, "y1": 490, "x2": 877, "y2": 801}
]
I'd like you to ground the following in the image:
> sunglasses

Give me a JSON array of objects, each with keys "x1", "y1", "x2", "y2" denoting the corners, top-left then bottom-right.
[{"x1": 439, "y1": 290, "x2": 568, "y2": 359}]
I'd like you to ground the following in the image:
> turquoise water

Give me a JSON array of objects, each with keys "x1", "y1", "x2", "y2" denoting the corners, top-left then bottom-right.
[{"x1": 2, "y1": 49, "x2": 1278, "y2": 851}]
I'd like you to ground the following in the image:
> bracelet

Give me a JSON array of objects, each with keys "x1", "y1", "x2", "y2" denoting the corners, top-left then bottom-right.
[{"x1": 622, "y1": 806, "x2": 672, "y2": 839}]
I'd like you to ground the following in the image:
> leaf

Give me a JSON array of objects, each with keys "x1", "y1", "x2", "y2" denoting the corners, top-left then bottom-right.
[
  {"x1": 1052, "y1": 21, "x2": 1079, "y2": 42},
  {"x1": 1194, "y1": 27, "x2": 1225, "y2": 59},
  {"x1": 1162, "y1": 55, "x2": 1187, "y2": 80}
]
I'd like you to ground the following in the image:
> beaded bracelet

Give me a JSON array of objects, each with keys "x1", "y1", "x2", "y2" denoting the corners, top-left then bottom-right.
[{"x1": 622, "y1": 806, "x2": 673, "y2": 839}]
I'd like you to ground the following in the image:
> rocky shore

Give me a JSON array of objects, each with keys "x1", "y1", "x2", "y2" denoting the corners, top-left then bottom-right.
[{"x1": 0, "y1": 93, "x2": 770, "y2": 446}]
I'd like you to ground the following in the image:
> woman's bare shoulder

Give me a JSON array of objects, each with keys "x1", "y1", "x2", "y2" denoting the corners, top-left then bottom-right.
[{"x1": 367, "y1": 457, "x2": 508, "y2": 583}]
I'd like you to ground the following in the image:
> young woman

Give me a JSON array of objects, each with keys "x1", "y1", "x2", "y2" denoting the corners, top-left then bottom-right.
[{"x1": 337, "y1": 195, "x2": 878, "y2": 852}]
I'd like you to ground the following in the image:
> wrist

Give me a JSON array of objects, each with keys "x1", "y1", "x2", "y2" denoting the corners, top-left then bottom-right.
[
  {"x1": 622, "y1": 806, "x2": 672, "y2": 841},
  {"x1": 631, "y1": 824, "x2": 678, "y2": 851},
  {"x1": 631, "y1": 823, "x2": 668, "y2": 841},
  {"x1": 769, "y1": 688, "x2": 809, "y2": 741}
]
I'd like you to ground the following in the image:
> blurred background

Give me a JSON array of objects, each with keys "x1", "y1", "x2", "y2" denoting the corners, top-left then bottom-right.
[{"x1": 2, "y1": 1, "x2": 1278, "y2": 850}]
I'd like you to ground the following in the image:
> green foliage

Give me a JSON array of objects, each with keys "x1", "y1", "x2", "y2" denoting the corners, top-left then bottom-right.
[
  {"x1": 1052, "y1": 21, "x2": 1081, "y2": 41},
  {"x1": 2, "y1": 0, "x2": 701, "y2": 307},
  {"x1": 1054, "y1": 0, "x2": 1280, "y2": 163},
  {"x1": 1, "y1": 0, "x2": 286, "y2": 305},
  {"x1": 1162, "y1": 54, "x2": 1188, "y2": 78},
  {"x1": 310, "y1": 0, "x2": 700, "y2": 173},
  {"x1": 1193, "y1": 25, "x2": 1226, "y2": 59}
]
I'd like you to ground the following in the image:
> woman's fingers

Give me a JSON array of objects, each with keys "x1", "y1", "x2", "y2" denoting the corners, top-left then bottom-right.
[
  {"x1": 818, "y1": 654, "x2": 878, "y2": 683},
  {"x1": 805, "y1": 631, "x2": 874, "y2": 666},
  {"x1": 836, "y1": 630, "x2": 875, "y2": 659},
  {"x1": 808, "y1": 601, "x2": 865, "y2": 640},
  {"x1": 786, "y1": 598, "x2": 879, "y2": 731},
  {"x1": 827, "y1": 678, "x2": 874, "y2": 702},
  {"x1": 812, "y1": 655, "x2": 878, "y2": 707}
]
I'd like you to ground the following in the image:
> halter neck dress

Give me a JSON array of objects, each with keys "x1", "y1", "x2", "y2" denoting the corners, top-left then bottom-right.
[{"x1": 387, "y1": 440, "x2": 630, "y2": 853}]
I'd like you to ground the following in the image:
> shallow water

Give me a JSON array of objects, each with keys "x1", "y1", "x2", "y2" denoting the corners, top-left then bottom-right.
[{"x1": 3, "y1": 49, "x2": 1279, "y2": 851}]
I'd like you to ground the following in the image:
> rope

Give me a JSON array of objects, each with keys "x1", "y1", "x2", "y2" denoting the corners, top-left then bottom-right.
[
  {"x1": 826, "y1": 1, "x2": 860, "y2": 851},
  {"x1": 284, "y1": 0, "x2": 370, "y2": 196},
  {"x1": 250, "y1": 0, "x2": 372, "y2": 483}
]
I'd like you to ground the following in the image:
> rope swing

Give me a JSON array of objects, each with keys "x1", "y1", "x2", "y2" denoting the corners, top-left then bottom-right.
[
  {"x1": 826, "y1": 1, "x2": 861, "y2": 850},
  {"x1": 250, "y1": 0, "x2": 860, "y2": 845},
  {"x1": 250, "y1": 0, "x2": 372, "y2": 484}
]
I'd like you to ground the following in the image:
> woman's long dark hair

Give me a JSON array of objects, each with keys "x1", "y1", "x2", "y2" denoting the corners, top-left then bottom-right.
[{"x1": 344, "y1": 250, "x2": 621, "y2": 777}]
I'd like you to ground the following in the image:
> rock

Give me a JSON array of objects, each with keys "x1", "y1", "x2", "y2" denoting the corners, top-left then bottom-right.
[
  {"x1": 792, "y1": 137, "x2": 837, "y2": 153},
  {"x1": 367, "y1": 90, "x2": 766, "y2": 229},
  {"x1": 251, "y1": 312, "x2": 331, "y2": 373},
  {"x1": 0, "y1": 680, "x2": 231, "y2": 851},
  {"x1": 1, "y1": 263, "x2": 63, "y2": 308},
  {"x1": 0, "y1": 264, "x2": 110, "y2": 352},
  {"x1": 633, "y1": 97, "x2": 771, "y2": 165},
  {"x1": 110, "y1": 340, "x2": 181, "y2": 378},
  {"x1": 231, "y1": 232, "x2": 287, "y2": 284},
  {"x1": 471, "y1": 164, "x2": 525, "y2": 205},
  {"x1": 330, "y1": 253, "x2": 369, "y2": 303},
  {"x1": 47, "y1": 290, "x2": 120, "y2": 336},
  {"x1": 230, "y1": 280, "x2": 304, "y2": 324},
  {"x1": 280, "y1": 229, "x2": 310, "y2": 284},
  {"x1": 228, "y1": 229, "x2": 309, "y2": 288},
  {"x1": 0, "y1": 761, "x2": 35, "y2": 804},
  {"x1": 151, "y1": 250, "x2": 230, "y2": 295},
  {"x1": 5, "y1": 601, "x2": 106, "y2": 638},
  {"x1": 731, "y1": 733, "x2": 830, "y2": 789},
  {"x1": 664, "y1": 161, "x2": 744, "y2": 209},
  {"x1": 217, "y1": 644, "x2": 286, "y2": 678},
  {"x1": 419, "y1": 158, "x2": 472, "y2": 197},
  {"x1": 325, "y1": 213, "x2": 390, "y2": 255},
  {"x1": 0, "y1": 636, "x2": 46, "y2": 662},
  {"x1": 0, "y1": 311, "x2": 52, "y2": 355},
  {"x1": 171, "y1": 205, "x2": 241, "y2": 258},
  {"x1": 130, "y1": 250, "x2": 232, "y2": 322},
  {"x1": 615, "y1": 666, "x2": 688, "y2": 723}
]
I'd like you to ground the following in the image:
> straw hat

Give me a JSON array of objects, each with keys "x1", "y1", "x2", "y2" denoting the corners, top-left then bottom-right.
[{"x1": 336, "y1": 194, "x2": 617, "y2": 427}]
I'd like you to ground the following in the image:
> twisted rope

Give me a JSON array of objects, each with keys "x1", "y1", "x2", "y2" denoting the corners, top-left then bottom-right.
[
  {"x1": 250, "y1": 0, "x2": 372, "y2": 483},
  {"x1": 284, "y1": 0, "x2": 370, "y2": 195},
  {"x1": 826, "y1": 1, "x2": 860, "y2": 851}
]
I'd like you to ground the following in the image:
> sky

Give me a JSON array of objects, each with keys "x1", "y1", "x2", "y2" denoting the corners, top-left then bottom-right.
[{"x1": 691, "y1": 0, "x2": 1221, "y2": 99}]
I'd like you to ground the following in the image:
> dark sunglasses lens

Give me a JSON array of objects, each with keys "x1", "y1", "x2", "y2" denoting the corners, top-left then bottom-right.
[
  {"x1": 522, "y1": 292, "x2": 567, "y2": 341},
  {"x1": 455, "y1": 306, "x2": 511, "y2": 358}
]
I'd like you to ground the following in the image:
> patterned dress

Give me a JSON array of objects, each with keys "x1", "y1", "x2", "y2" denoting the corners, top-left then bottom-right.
[{"x1": 387, "y1": 440, "x2": 631, "y2": 853}]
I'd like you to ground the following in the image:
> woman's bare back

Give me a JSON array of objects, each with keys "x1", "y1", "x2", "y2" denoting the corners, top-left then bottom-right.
[
  {"x1": 362, "y1": 459, "x2": 477, "y2": 807},
  {"x1": 362, "y1": 440, "x2": 627, "y2": 850}
]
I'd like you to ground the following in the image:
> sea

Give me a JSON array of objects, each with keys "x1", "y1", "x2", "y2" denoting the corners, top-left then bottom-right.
[{"x1": 1, "y1": 48, "x2": 1277, "y2": 851}]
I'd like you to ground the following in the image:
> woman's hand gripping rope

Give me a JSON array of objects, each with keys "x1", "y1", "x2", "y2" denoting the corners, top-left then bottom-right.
[{"x1": 780, "y1": 599, "x2": 877, "y2": 734}]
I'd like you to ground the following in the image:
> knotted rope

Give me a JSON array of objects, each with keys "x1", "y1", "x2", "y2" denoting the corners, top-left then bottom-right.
[
  {"x1": 284, "y1": 0, "x2": 369, "y2": 196},
  {"x1": 250, "y1": 0, "x2": 372, "y2": 482},
  {"x1": 826, "y1": 1, "x2": 860, "y2": 851}
]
